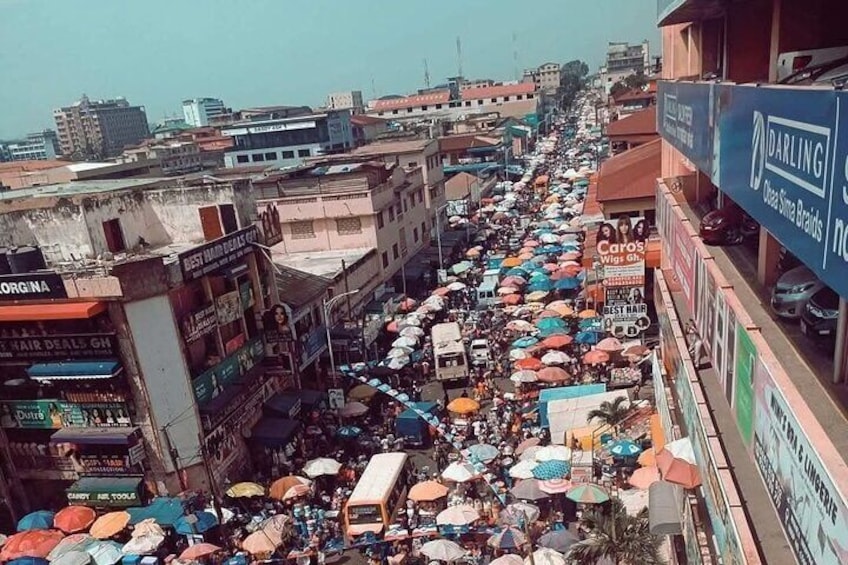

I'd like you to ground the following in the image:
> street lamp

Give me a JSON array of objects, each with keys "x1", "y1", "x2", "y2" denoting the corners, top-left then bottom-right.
[
  {"x1": 323, "y1": 289, "x2": 360, "y2": 385},
  {"x1": 434, "y1": 201, "x2": 451, "y2": 272},
  {"x1": 591, "y1": 254, "x2": 602, "y2": 311}
]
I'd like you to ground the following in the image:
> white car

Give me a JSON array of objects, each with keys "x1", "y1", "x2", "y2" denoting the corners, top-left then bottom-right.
[{"x1": 469, "y1": 339, "x2": 490, "y2": 367}]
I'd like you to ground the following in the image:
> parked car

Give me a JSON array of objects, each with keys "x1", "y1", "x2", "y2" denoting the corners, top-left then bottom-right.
[
  {"x1": 770, "y1": 266, "x2": 824, "y2": 320},
  {"x1": 699, "y1": 204, "x2": 758, "y2": 245},
  {"x1": 469, "y1": 339, "x2": 491, "y2": 367},
  {"x1": 800, "y1": 287, "x2": 840, "y2": 341},
  {"x1": 777, "y1": 46, "x2": 848, "y2": 82}
]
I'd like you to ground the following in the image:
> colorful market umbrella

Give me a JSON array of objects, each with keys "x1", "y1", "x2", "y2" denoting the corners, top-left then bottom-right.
[
  {"x1": 515, "y1": 437, "x2": 540, "y2": 455},
  {"x1": 512, "y1": 336, "x2": 539, "y2": 349},
  {"x1": 638, "y1": 449, "x2": 657, "y2": 467},
  {"x1": 336, "y1": 425, "x2": 363, "y2": 438},
  {"x1": 420, "y1": 540, "x2": 466, "y2": 562},
  {"x1": 577, "y1": 309, "x2": 597, "y2": 319},
  {"x1": 608, "y1": 439, "x2": 643, "y2": 457},
  {"x1": 502, "y1": 294, "x2": 523, "y2": 305},
  {"x1": 510, "y1": 370, "x2": 538, "y2": 384},
  {"x1": 441, "y1": 461, "x2": 480, "y2": 483},
  {"x1": 436, "y1": 504, "x2": 480, "y2": 526},
  {"x1": 539, "y1": 478, "x2": 573, "y2": 495},
  {"x1": 554, "y1": 278, "x2": 581, "y2": 291},
  {"x1": 467, "y1": 443, "x2": 500, "y2": 463},
  {"x1": 524, "y1": 548, "x2": 565, "y2": 565},
  {"x1": 536, "y1": 366, "x2": 570, "y2": 383},
  {"x1": 53, "y1": 508, "x2": 96, "y2": 534},
  {"x1": 241, "y1": 531, "x2": 279, "y2": 555},
  {"x1": 120, "y1": 534, "x2": 164, "y2": 556},
  {"x1": 1, "y1": 530, "x2": 65, "y2": 561},
  {"x1": 17, "y1": 512, "x2": 55, "y2": 532},
  {"x1": 450, "y1": 261, "x2": 473, "y2": 275},
  {"x1": 526, "y1": 290, "x2": 549, "y2": 302},
  {"x1": 409, "y1": 480, "x2": 449, "y2": 502},
  {"x1": 541, "y1": 335, "x2": 573, "y2": 349},
  {"x1": 537, "y1": 327, "x2": 566, "y2": 338},
  {"x1": 89, "y1": 512, "x2": 130, "y2": 540},
  {"x1": 514, "y1": 357, "x2": 543, "y2": 371},
  {"x1": 130, "y1": 519, "x2": 164, "y2": 539},
  {"x1": 50, "y1": 550, "x2": 90, "y2": 565},
  {"x1": 6, "y1": 558, "x2": 50, "y2": 565},
  {"x1": 281, "y1": 484, "x2": 310, "y2": 500},
  {"x1": 535, "y1": 317, "x2": 566, "y2": 330},
  {"x1": 490, "y1": 555, "x2": 524, "y2": 565},
  {"x1": 269, "y1": 476, "x2": 310, "y2": 500},
  {"x1": 48, "y1": 535, "x2": 95, "y2": 561},
  {"x1": 85, "y1": 541, "x2": 122, "y2": 565},
  {"x1": 339, "y1": 401, "x2": 369, "y2": 417},
  {"x1": 126, "y1": 498, "x2": 185, "y2": 527},
  {"x1": 565, "y1": 483, "x2": 610, "y2": 504},
  {"x1": 447, "y1": 397, "x2": 480, "y2": 415},
  {"x1": 623, "y1": 344, "x2": 650, "y2": 357},
  {"x1": 488, "y1": 527, "x2": 527, "y2": 550},
  {"x1": 506, "y1": 320, "x2": 534, "y2": 332},
  {"x1": 510, "y1": 479, "x2": 548, "y2": 501},
  {"x1": 303, "y1": 457, "x2": 343, "y2": 478},
  {"x1": 226, "y1": 482, "x2": 265, "y2": 498},
  {"x1": 574, "y1": 331, "x2": 601, "y2": 345},
  {"x1": 629, "y1": 467, "x2": 661, "y2": 490},
  {"x1": 540, "y1": 350, "x2": 571, "y2": 365},
  {"x1": 179, "y1": 543, "x2": 222, "y2": 561},
  {"x1": 508, "y1": 460, "x2": 538, "y2": 480},
  {"x1": 531, "y1": 460, "x2": 571, "y2": 480},
  {"x1": 596, "y1": 337, "x2": 624, "y2": 352},
  {"x1": 500, "y1": 502, "x2": 541, "y2": 525},
  {"x1": 346, "y1": 384, "x2": 377, "y2": 401},
  {"x1": 582, "y1": 349, "x2": 610, "y2": 365},
  {"x1": 173, "y1": 512, "x2": 218, "y2": 535},
  {"x1": 538, "y1": 530, "x2": 579, "y2": 553}
]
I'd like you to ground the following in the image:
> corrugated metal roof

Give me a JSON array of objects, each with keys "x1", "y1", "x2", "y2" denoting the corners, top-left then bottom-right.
[{"x1": 273, "y1": 265, "x2": 332, "y2": 310}]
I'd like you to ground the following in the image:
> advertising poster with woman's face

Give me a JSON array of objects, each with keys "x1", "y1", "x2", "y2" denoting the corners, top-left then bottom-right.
[
  {"x1": 263, "y1": 304, "x2": 295, "y2": 344},
  {"x1": 595, "y1": 216, "x2": 649, "y2": 245}
]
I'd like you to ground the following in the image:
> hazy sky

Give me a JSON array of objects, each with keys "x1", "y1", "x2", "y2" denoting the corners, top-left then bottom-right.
[{"x1": 0, "y1": 0, "x2": 659, "y2": 138}]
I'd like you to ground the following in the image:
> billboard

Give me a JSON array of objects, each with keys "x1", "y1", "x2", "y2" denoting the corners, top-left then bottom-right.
[
  {"x1": 734, "y1": 325, "x2": 757, "y2": 447},
  {"x1": 657, "y1": 81, "x2": 715, "y2": 174},
  {"x1": 753, "y1": 362, "x2": 848, "y2": 564},
  {"x1": 597, "y1": 216, "x2": 649, "y2": 338}
]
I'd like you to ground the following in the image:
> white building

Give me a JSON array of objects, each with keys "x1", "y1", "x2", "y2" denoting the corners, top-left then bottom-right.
[
  {"x1": 600, "y1": 41, "x2": 651, "y2": 94},
  {"x1": 221, "y1": 110, "x2": 354, "y2": 168},
  {"x1": 1, "y1": 130, "x2": 60, "y2": 162},
  {"x1": 182, "y1": 97, "x2": 227, "y2": 127},
  {"x1": 327, "y1": 91, "x2": 364, "y2": 113}
]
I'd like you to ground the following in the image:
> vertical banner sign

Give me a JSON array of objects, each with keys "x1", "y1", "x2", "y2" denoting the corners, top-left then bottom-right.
[
  {"x1": 597, "y1": 216, "x2": 650, "y2": 338},
  {"x1": 753, "y1": 362, "x2": 848, "y2": 564},
  {"x1": 733, "y1": 325, "x2": 756, "y2": 447}
]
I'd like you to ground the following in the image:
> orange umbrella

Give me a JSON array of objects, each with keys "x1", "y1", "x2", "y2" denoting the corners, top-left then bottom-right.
[
  {"x1": 596, "y1": 337, "x2": 624, "y2": 352},
  {"x1": 542, "y1": 335, "x2": 573, "y2": 349},
  {"x1": 180, "y1": 543, "x2": 222, "y2": 561},
  {"x1": 89, "y1": 511, "x2": 130, "y2": 539},
  {"x1": 628, "y1": 467, "x2": 661, "y2": 490},
  {"x1": 502, "y1": 257, "x2": 522, "y2": 268},
  {"x1": 582, "y1": 350, "x2": 609, "y2": 365},
  {"x1": 281, "y1": 484, "x2": 311, "y2": 500},
  {"x1": 54, "y1": 506, "x2": 96, "y2": 534},
  {"x1": 537, "y1": 367, "x2": 570, "y2": 383},
  {"x1": 409, "y1": 480, "x2": 449, "y2": 502},
  {"x1": 623, "y1": 344, "x2": 650, "y2": 357},
  {"x1": 1, "y1": 529, "x2": 65, "y2": 560},
  {"x1": 658, "y1": 456, "x2": 701, "y2": 489},
  {"x1": 518, "y1": 252, "x2": 534, "y2": 261},
  {"x1": 536, "y1": 309, "x2": 561, "y2": 319},
  {"x1": 269, "y1": 476, "x2": 311, "y2": 500},
  {"x1": 577, "y1": 309, "x2": 597, "y2": 319},
  {"x1": 515, "y1": 358, "x2": 543, "y2": 371},
  {"x1": 637, "y1": 450, "x2": 656, "y2": 467},
  {"x1": 502, "y1": 294, "x2": 523, "y2": 305},
  {"x1": 549, "y1": 303, "x2": 574, "y2": 317},
  {"x1": 447, "y1": 397, "x2": 480, "y2": 415}
]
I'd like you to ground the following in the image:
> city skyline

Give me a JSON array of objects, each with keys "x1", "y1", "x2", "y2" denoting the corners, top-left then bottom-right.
[{"x1": 0, "y1": 0, "x2": 659, "y2": 138}]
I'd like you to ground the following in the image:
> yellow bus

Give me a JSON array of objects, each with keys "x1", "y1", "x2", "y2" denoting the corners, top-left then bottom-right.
[{"x1": 343, "y1": 452, "x2": 411, "y2": 542}]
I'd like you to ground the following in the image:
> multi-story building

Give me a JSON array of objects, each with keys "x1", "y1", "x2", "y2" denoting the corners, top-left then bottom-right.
[
  {"x1": 182, "y1": 98, "x2": 228, "y2": 127},
  {"x1": 650, "y1": 1, "x2": 848, "y2": 563},
  {"x1": 0, "y1": 176, "x2": 311, "y2": 507},
  {"x1": 350, "y1": 115, "x2": 390, "y2": 146},
  {"x1": 327, "y1": 91, "x2": 364, "y2": 114},
  {"x1": 523, "y1": 63, "x2": 562, "y2": 93},
  {"x1": 122, "y1": 140, "x2": 204, "y2": 176},
  {"x1": 53, "y1": 96, "x2": 149, "y2": 160},
  {"x1": 0, "y1": 131, "x2": 60, "y2": 162},
  {"x1": 600, "y1": 41, "x2": 650, "y2": 94},
  {"x1": 221, "y1": 109, "x2": 354, "y2": 169}
]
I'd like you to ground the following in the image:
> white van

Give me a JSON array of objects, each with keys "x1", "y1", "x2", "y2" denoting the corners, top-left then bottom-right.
[
  {"x1": 476, "y1": 279, "x2": 498, "y2": 307},
  {"x1": 469, "y1": 339, "x2": 490, "y2": 367}
]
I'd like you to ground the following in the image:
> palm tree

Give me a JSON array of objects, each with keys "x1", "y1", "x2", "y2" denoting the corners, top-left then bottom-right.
[
  {"x1": 586, "y1": 396, "x2": 632, "y2": 434},
  {"x1": 567, "y1": 497, "x2": 663, "y2": 564}
]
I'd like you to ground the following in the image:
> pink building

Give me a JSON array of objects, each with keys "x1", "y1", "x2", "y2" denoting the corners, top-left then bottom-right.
[{"x1": 254, "y1": 161, "x2": 429, "y2": 283}]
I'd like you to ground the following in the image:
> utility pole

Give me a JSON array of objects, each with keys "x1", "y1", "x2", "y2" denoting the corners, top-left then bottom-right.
[
  {"x1": 198, "y1": 434, "x2": 226, "y2": 529},
  {"x1": 424, "y1": 59, "x2": 431, "y2": 89},
  {"x1": 456, "y1": 37, "x2": 463, "y2": 78}
]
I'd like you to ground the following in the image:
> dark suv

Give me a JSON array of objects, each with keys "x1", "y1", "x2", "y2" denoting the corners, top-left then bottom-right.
[
  {"x1": 699, "y1": 204, "x2": 758, "y2": 245},
  {"x1": 800, "y1": 287, "x2": 840, "y2": 343}
]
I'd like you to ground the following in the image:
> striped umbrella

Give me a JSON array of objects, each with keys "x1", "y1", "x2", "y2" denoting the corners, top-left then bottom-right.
[
  {"x1": 609, "y1": 439, "x2": 643, "y2": 457},
  {"x1": 531, "y1": 460, "x2": 570, "y2": 480},
  {"x1": 487, "y1": 527, "x2": 527, "y2": 550},
  {"x1": 565, "y1": 483, "x2": 610, "y2": 504}
]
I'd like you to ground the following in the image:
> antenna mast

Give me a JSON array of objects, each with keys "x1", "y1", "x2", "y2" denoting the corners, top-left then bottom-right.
[
  {"x1": 424, "y1": 59, "x2": 431, "y2": 88},
  {"x1": 512, "y1": 32, "x2": 519, "y2": 80},
  {"x1": 370, "y1": 76, "x2": 377, "y2": 100},
  {"x1": 456, "y1": 37, "x2": 463, "y2": 78}
]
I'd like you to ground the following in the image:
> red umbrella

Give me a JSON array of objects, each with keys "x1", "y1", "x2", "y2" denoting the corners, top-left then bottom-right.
[
  {"x1": 502, "y1": 294, "x2": 523, "y2": 305},
  {"x1": 515, "y1": 358, "x2": 543, "y2": 371},
  {"x1": 623, "y1": 344, "x2": 650, "y2": 357},
  {"x1": 536, "y1": 309, "x2": 561, "y2": 319},
  {"x1": 543, "y1": 263, "x2": 559, "y2": 272},
  {"x1": 53, "y1": 506, "x2": 96, "y2": 534},
  {"x1": 582, "y1": 350, "x2": 610, "y2": 365},
  {"x1": 596, "y1": 337, "x2": 624, "y2": 352},
  {"x1": 537, "y1": 367, "x2": 570, "y2": 383},
  {"x1": 180, "y1": 543, "x2": 222, "y2": 561},
  {"x1": 1, "y1": 530, "x2": 65, "y2": 560},
  {"x1": 560, "y1": 252, "x2": 581, "y2": 261},
  {"x1": 501, "y1": 276, "x2": 527, "y2": 287},
  {"x1": 386, "y1": 321, "x2": 399, "y2": 333},
  {"x1": 542, "y1": 335, "x2": 573, "y2": 349}
]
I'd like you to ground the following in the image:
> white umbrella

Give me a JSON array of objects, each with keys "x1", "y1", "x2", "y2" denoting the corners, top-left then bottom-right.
[
  {"x1": 87, "y1": 542, "x2": 123, "y2": 565},
  {"x1": 387, "y1": 346, "x2": 413, "y2": 358},
  {"x1": 524, "y1": 548, "x2": 565, "y2": 565},
  {"x1": 401, "y1": 316, "x2": 422, "y2": 326},
  {"x1": 539, "y1": 233, "x2": 559, "y2": 244},
  {"x1": 339, "y1": 402, "x2": 369, "y2": 417},
  {"x1": 441, "y1": 461, "x2": 480, "y2": 483},
  {"x1": 387, "y1": 356, "x2": 410, "y2": 370},
  {"x1": 541, "y1": 351, "x2": 571, "y2": 365},
  {"x1": 53, "y1": 551, "x2": 91, "y2": 565},
  {"x1": 447, "y1": 281, "x2": 467, "y2": 291},
  {"x1": 424, "y1": 296, "x2": 445, "y2": 307},
  {"x1": 662, "y1": 437, "x2": 697, "y2": 464},
  {"x1": 121, "y1": 534, "x2": 164, "y2": 555},
  {"x1": 400, "y1": 326, "x2": 424, "y2": 337},
  {"x1": 510, "y1": 371, "x2": 538, "y2": 384},
  {"x1": 508, "y1": 460, "x2": 539, "y2": 479},
  {"x1": 501, "y1": 502, "x2": 541, "y2": 524},
  {"x1": 519, "y1": 445, "x2": 542, "y2": 461},
  {"x1": 509, "y1": 349, "x2": 532, "y2": 360},
  {"x1": 420, "y1": 540, "x2": 467, "y2": 562},
  {"x1": 490, "y1": 556, "x2": 524, "y2": 565},
  {"x1": 535, "y1": 445, "x2": 572, "y2": 462},
  {"x1": 392, "y1": 336, "x2": 418, "y2": 348},
  {"x1": 436, "y1": 504, "x2": 480, "y2": 526},
  {"x1": 204, "y1": 507, "x2": 234, "y2": 524},
  {"x1": 303, "y1": 457, "x2": 342, "y2": 478}
]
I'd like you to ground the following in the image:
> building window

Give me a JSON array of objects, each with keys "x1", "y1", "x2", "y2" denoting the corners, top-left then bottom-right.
[
  {"x1": 418, "y1": 189, "x2": 424, "y2": 204},
  {"x1": 336, "y1": 217, "x2": 362, "y2": 235},
  {"x1": 407, "y1": 108, "x2": 413, "y2": 113},
  {"x1": 377, "y1": 211, "x2": 385, "y2": 229},
  {"x1": 388, "y1": 207, "x2": 395, "y2": 222},
  {"x1": 392, "y1": 243, "x2": 399, "y2": 259},
  {"x1": 282, "y1": 150, "x2": 295, "y2": 159},
  {"x1": 422, "y1": 106, "x2": 428, "y2": 111},
  {"x1": 504, "y1": 96, "x2": 511, "y2": 102},
  {"x1": 395, "y1": 202, "x2": 402, "y2": 216},
  {"x1": 435, "y1": 104, "x2": 442, "y2": 109},
  {"x1": 517, "y1": 94, "x2": 524, "y2": 100},
  {"x1": 413, "y1": 227, "x2": 419, "y2": 242},
  {"x1": 298, "y1": 149, "x2": 311, "y2": 158},
  {"x1": 403, "y1": 198, "x2": 408, "y2": 213},
  {"x1": 407, "y1": 161, "x2": 416, "y2": 168},
  {"x1": 464, "y1": 101, "x2": 471, "y2": 107},
  {"x1": 527, "y1": 93, "x2": 534, "y2": 99},
  {"x1": 382, "y1": 252, "x2": 389, "y2": 268},
  {"x1": 392, "y1": 110, "x2": 399, "y2": 115},
  {"x1": 421, "y1": 221, "x2": 427, "y2": 237},
  {"x1": 378, "y1": 112, "x2": 385, "y2": 116},
  {"x1": 264, "y1": 152, "x2": 277, "y2": 160},
  {"x1": 290, "y1": 220, "x2": 315, "y2": 239},
  {"x1": 102, "y1": 219, "x2": 126, "y2": 253},
  {"x1": 252, "y1": 153, "x2": 265, "y2": 162},
  {"x1": 491, "y1": 98, "x2": 497, "y2": 103},
  {"x1": 477, "y1": 100, "x2": 484, "y2": 106},
  {"x1": 236, "y1": 155, "x2": 249, "y2": 163}
]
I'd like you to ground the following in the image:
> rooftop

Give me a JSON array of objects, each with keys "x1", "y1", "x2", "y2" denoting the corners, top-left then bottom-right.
[
  {"x1": 271, "y1": 247, "x2": 374, "y2": 279},
  {"x1": 460, "y1": 82, "x2": 536, "y2": 101},
  {"x1": 0, "y1": 178, "x2": 168, "y2": 203},
  {"x1": 0, "y1": 159, "x2": 69, "y2": 173},
  {"x1": 596, "y1": 138, "x2": 661, "y2": 202},
  {"x1": 350, "y1": 138, "x2": 433, "y2": 156},
  {"x1": 350, "y1": 114, "x2": 387, "y2": 126},
  {"x1": 272, "y1": 264, "x2": 332, "y2": 310},
  {"x1": 605, "y1": 106, "x2": 658, "y2": 138},
  {"x1": 439, "y1": 134, "x2": 501, "y2": 153},
  {"x1": 444, "y1": 172, "x2": 480, "y2": 200},
  {"x1": 371, "y1": 92, "x2": 451, "y2": 111},
  {"x1": 613, "y1": 89, "x2": 656, "y2": 103}
]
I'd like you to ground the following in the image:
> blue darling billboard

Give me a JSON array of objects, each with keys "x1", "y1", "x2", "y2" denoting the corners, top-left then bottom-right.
[
  {"x1": 657, "y1": 81, "x2": 715, "y2": 176},
  {"x1": 716, "y1": 85, "x2": 848, "y2": 300}
]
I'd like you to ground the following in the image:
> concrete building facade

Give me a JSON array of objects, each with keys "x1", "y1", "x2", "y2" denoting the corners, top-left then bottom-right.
[
  {"x1": 54, "y1": 96, "x2": 150, "y2": 160},
  {"x1": 0, "y1": 131, "x2": 60, "y2": 162},
  {"x1": 600, "y1": 41, "x2": 650, "y2": 94},
  {"x1": 122, "y1": 140, "x2": 204, "y2": 176},
  {"x1": 327, "y1": 91, "x2": 364, "y2": 114},
  {"x1": 182, "y1": 98, "x2": 227, "y2": 127}
]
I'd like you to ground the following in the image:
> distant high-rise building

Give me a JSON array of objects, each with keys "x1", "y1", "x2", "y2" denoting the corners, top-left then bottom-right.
[
  {"x1": 0, "y1": 130, "x2": 60, "y2": 162},
  {"x1": 327, "y1": 91, "x2": 364, "y2": 114},
  {"x1": 182, "y1": 97, "x2": 227, "y2": 127},
  {"x1": 53, "y1": 95, "x2": 149, "y2": 159},
  {"x1": 600, "y1": 41, "x2": 651, "y2": 94}
]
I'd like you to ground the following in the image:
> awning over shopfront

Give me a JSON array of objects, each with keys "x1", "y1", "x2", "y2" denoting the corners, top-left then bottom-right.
[
  {"x1": 0, "y1": 301, "x2": 106, "y2": 322},
  {"x1": 66, "y1": 476, "x2": 143, "y2": 507},
  {"x1": 50, "y1": 426, "x2": 139, "y2": 446},
  {"x1": 27, "y1": 359, "x2": 122, "y2": 381},
  {"x1": 249, "y1": 417, "x2": 300, "y2": 448},
  {"x1": 263, "y1": 394, "x2": 302, "y2": 419},
  {"x1": 648, "y1": 481, "x2": 683, "y2": 535}
]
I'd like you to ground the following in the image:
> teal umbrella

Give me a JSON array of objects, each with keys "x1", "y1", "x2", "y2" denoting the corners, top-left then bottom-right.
[
  {"x1": 17, "y1": 511, "x2": 55, "y2": 532},
  {"x1": 536, "y1": 318, "x2": 566, "y2": 330},
  {"x1": 566, "y1": 484, "x2": 609, "y2": 504},
  {"x1": 451, "y1": 261, "x2": 473, "y2": 275}
]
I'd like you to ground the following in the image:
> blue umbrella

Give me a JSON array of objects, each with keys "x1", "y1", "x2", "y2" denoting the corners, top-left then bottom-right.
[
  {"x1": 512, "y1": 336, "x2": 539, "y2": 349},
  {"x1": 377, "y1": 383, "x2": 392, "y2": 393},
  {"x1": 609, "y1": 439, "x2": 643, "y2": 457},
  {"x1": 574, "y1": 331, "x2": 601, "y2": 345},
  {"x1": 532, "y1": 460, "x2": 571, "y2": 480},
  {"x1": 578, "y1": 318, "x2": 602, "y2": 331},
  {"x1": 127, "y1": 497, "x2": 185, "y2": 526},
  {"x1": 521, "y1": 262, "x2": 538, "y2": 271},
  {"x1": 367, "y1": 378, "x2": 382, "y2": 387},
  {"x1": 555, "y1": 278, "x2": 581, "y2": 291},
  {"x1": 538, "y1": 327, "x2": 567, "y2": 338},
  {"x1": 7, "y1": 559, "x2": 49, "y2": 565},
  {"x1": 396, "y1": 392, "x2": 410, "y2": 403},
  {"x1": 507, "y1": 267, "x2": 528, "y2": 277},
  {"x1": 174, "y1": 511, "x2": 218, "y2": 535},
  {"x1": 536, "y1": 317, "x2": 567, "y2": 330},
  {"x1": 17, "y1": 510, "x2": 55, "y2": 532},
  {"x1": 528, "y1": 281, "x2": 553, "y2": 293},
  {"x1": 468, "y1": 443, "x2": 500, "y2": 463},
  {"x1": 337, "y1": 426, "x2": 363, "y2": 438}
]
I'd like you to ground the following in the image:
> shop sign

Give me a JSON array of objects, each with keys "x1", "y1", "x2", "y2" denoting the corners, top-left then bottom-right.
[
  {"x1": 656, "y1": 81, "x2": 715, "y2": 174},
  {"x1": 79, "y1": 453, "x2": 133, "y2": 475},
  {"x1": 715, "y1": 85, "x2": 848, "y2": 300},
  {"x1": 262, "y1": 304, "x2": 295, "y2": 345},
  {"x1": 733, "y1": 325, "x2": 757, "y2": 447},
  {"x1": 0, "y1": 400, "x2": 130, "y2": 429},
  {"x1": 128, "y1": 442, "x2": 146, "y2": 466},
  {"x1": 328, "y1": 388, "x2": 345, "y2": 410},
  {"x1": 0, "y1": 272, "x2": 67, "y2": 301},
  {"x1": 178, "y1": 225, "x2": 258, "y2": 282},
  {"x1": 193, "y1": 337, "x2": 265, "y2": 405},
  {"x1": 258, "y1": 204, "x2": 283, "y2": 247},
  {"x1": 298, "y1": 326, "x2": 327, "y2": 368},
  {"x1": 239, "y1": 281, "x2": 255, "y2": 309},
  {"x1": 181, "y1": 305, "x2": 218, "y2": 344},
  {"x1": 753, "y1": 362, "x2": 848, "y2": 564},
  {"x1": 215, "y1": 290, "x2": 242, "y2": 325},
  {"x1": 67, "y1": 488, "x2": 140, "y2": 507},
  {"x1": 670, "y1": 210, "x2": 697, "y2": 313},
  {"x1": 0, "y1": 334, "x2": 117, "y2": 361}
]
